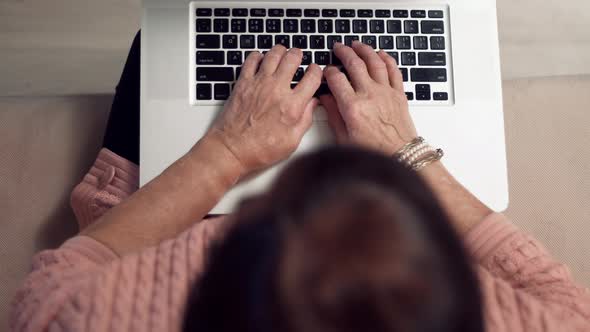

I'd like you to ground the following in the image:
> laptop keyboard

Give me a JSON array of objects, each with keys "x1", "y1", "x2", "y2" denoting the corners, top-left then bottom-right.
[{"x1": 190, "y1": 2, "x2": 453, "y2": 106}]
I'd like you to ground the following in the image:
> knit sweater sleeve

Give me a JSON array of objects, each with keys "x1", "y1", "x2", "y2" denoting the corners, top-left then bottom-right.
[
  {"x1": 10, "y1": 218, "x2": 227, "y2": 332},
  {"x1": 465, "y1": 213, "x2": 590, "y2": 331}
]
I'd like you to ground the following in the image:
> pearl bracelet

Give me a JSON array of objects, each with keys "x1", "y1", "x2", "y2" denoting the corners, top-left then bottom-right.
[{"x1": 395, "y1": 137, "x2": 444, "y2": 171}]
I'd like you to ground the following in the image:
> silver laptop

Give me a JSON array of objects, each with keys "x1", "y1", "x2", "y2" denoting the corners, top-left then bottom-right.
[{"x1": 141, "y1": 0, "x2": 508, "y2": 214}]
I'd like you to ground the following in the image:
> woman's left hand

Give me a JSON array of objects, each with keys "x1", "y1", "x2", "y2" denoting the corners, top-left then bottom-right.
[{"x1": 204, "y1": 45, "x2": 323, "y2": 176}]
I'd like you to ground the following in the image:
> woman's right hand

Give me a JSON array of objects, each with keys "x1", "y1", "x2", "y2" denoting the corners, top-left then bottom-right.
[{"x1": 320, "y1": 41, "x2": 418, "y2": 155}]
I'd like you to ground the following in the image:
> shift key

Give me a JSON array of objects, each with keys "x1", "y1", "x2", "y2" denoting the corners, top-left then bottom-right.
[
  {"x1": 196, "y1": 67, "x2": 234, "y2": 81},
  {"x1": 411, "y1": 68, "x2": 447, "y2": 82}
]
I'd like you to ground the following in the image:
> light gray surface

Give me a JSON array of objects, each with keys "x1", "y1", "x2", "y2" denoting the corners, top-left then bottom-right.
[{"x1": 1, "y1": 0, "x2": 590, "y2": 96}]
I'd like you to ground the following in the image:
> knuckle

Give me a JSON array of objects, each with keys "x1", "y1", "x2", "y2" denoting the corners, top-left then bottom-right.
[
  {"x1": 369, "y1": 59, "x2": 386, "y2": 70},
  {"x1": 348, "y1": 57, "x2": 366, "y2": 69}
]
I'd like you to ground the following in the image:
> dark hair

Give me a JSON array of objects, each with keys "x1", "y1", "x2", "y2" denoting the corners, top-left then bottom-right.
[{"x1": 183, "y1": 146, "x2": 484, "y2": 332}]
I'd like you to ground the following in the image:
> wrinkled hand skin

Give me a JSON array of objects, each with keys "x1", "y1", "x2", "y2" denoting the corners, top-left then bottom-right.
[
  {"x1": 320, "y1": 41, "x2": 418, "y2": 155},
  {"x1": 205, "y1": 45, "x2": 323, "y2": 175}
]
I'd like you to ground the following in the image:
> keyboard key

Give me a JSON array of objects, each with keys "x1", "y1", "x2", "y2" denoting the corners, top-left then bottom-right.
[
  {"x1": 400, "y1": 67, "x2": 408, "y2": 81},
  {"x1": 344, "y1": 35, "x2": 360, "y2": 46},
  {"x1": 269, "y1": 8, "x2": 284, "y2": 17},
  {"x1": 340, "y1": 9, "x2": 355, "y2": 17},
  {"x1": 386, "y1": 51, "x2": 399, "y2": 63},
  {"x1": 232, "y1": 8, "x2": 248, "y2": 17},
  {"x1": 358, "y1": 9, "x2": 373, "y2": 17},
  {"x1": 370, "y1": 20, "x2": 385, "y2": 33},
  {"x1": 304, "y1": 9, "x2": 320, "y2": 17},
  {"x1": 287, "y1": 9, "x2": 302, "y2": 17},
  {"x1": 418, "y1": 52, "x2": 446, "y2": 66},
  {"x1": 251, "y1": 8, "x2": 266, "y2": 17},
  {"x1": 293, "y1": 35, "x2": 308, "y2": 49},
  {"x1": 336, "y1": 20, "x2": 351, "y2": 33},
  {"x1": 214, "y1": 84, "x2": 231, "y2": 100},
  {"x1": 196, "y1": 84, "x2": 212, "y2": 100},
  {"x1": 227, "y1": 51, "x2": 242, "y2": 65},
  {"x1": 236, "y1": 67, "x2": 242, "y2": 79},
  {"x1": 411, "y1": 10, "x2": 427, "y2": 18},
  {"x1": 429, "y1": 10, "x2": 444, "y2": 18},
  {"x1": 401, "y1": 52, "x2": 416, "y2": 66},
  {"x1": 267, "y1": 19, "x2": 281, "y2": 33},
  {"x1": 196, "y1": 51, "x2": 224, "y2": 65},
  {"x1": 315, "y1": 52, "x2": 331, "y2": 65},
  {"x1": 379, "y1": 36, "x2": 394, "y2": 49},
  {"x1": 404, "y1": 20, "x2": 419, "y2": 34},
  {"x1": 318, "y1": 20, "x2": 333, "y2": 33},
  {"x1": 196, "y1": 35, "x2": 220, "y2": 48},
  {"x1": 362, "y1": 36, "x2": 377, "y2": 49},
  {"x1": 249, "y1": 19, "x2": 263, "y2": 32},
  {"x1": 311, "y1": 36, "x2": 325, "y2": 49},
  {"x1": 331, "y1": 53, "x2": 343, "y2": 66},
  {"x1": 231, "y1": 19, "x2": 246, "y2": 32},
  {"x1": 293, "y1": 67, "x2": 305, "y2": 81},
  {"x1": 275, "y1": 35, "x2": 290, "y2": 48},
  {"x1": 376, "y1": 10, "x2": 391, "y2": 18},
  {"x1": 413, "y1": 36, "x2": 428, "y2": 50},
  {"x1": 223, "y1": 35, "x2": 238, "y2": 49},
  {"x1": 314, "y1": 84, "x2": 332, "y2": 98},
  {"x1": 416, "y1": 84, "x2": 431, "y2": 100},
  {"x1": 258, "y1": 35, "x2": 273, "y2": 49},
  {"x1": 393, "y1": 10, "x2": 409, "y2": 18},
  {"x1": 196, "y1": 8, "x2": 212, "y2": 17},
  {"x1": 197, "y1": 67, "x2": 233, "y2": 81},
  {"x1": 322, "y1": 9, "x2": 338, "y2": 17},
  {"x1": 411, "y1": 68, "x2": 447, "y2": 82},
  {"x1": 214, "y1": 8, "x2": 230, "y2": 16},
  {"x1": 196, "y1": 19, "x2": 211, "y2": 32},
  {"x1": 405, "y1": 92, "x2": 414, "y2": 100},
  {"x1": 327, "y1": 35, "x2": 343, "y2": 49},
  {"x1": 353, "y1": 20, "x2": 368, "y2": 33},
  {"x1": 430, "y1": 36, "x2": 445, "y2": 50},
  {"x1": 421, "y1": 21, "x2": 444, "y2": 34},
  {"x1": 387, "y1": 20, "x2": 402, "y2": 33},
  {"x1": 240, "y1": 35, "x2": 255, "y2": 49},
  {"x1": 213, "y1": 19, "x2": 229, "y2": 32},
  {"x1": 433, "y1": 92, "x2": 449, "y2": 100},
  {"x1": 301, "y1": 20, "x2": 316, "y2": 33},
  {"x1": 302, "y1": 51, "x2": 312, "y2": 65},
  {"x1": 284, "y1": 19, "x2": 298, "y2": 33},
  {"x1": 396, "y1": 36, "x2": 411, "y2": 49}
]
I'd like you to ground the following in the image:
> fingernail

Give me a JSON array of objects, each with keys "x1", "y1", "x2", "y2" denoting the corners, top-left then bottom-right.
[
  {"x1": 352, "y1": 40, "x2": 361, "y2": 45},
  {"x1": 333, "y1": 42, "x2": 343, "y2": 48}
]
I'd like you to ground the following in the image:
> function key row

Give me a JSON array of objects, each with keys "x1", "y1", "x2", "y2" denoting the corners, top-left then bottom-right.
[
  {"x1": 196, "y1": 8, "x2": 444, "y2": 19},
  {"x1": 197, "y1": 19, "x2": 444, "y2": 35}
]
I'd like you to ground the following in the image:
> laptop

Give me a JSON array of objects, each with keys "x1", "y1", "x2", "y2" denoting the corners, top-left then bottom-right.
[{"x1": 141, "y1": 0, "x2": 508, "y2": 214}]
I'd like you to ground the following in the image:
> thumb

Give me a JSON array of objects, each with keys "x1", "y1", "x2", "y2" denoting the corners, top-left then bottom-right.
[
  {"x1": 319, "y1": 94, "x2": 348, "y2": 143},
  {"x1": 294, "y1": 98, "x2": 319, "y2": 137}
]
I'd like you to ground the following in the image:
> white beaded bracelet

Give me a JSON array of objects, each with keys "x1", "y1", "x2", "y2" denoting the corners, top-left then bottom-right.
[{"x1": 395, "y1": 137, "x2": 444, "y2": 170}]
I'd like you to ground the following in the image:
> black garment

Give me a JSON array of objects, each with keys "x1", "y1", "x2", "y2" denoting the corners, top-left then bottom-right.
[{"x1": 103, "y1": 31, "x2": 141, "y2": 165}]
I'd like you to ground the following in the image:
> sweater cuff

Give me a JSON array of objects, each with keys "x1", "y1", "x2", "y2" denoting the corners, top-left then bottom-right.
[
  {"x1": 465, "y1": 213, "x2": 520, "y2": 263},
  {"x1": 61, "y1": 235, "x2": 119, "y2": 264}
]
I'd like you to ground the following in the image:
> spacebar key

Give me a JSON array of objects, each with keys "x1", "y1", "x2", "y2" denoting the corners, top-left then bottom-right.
[
  {"x1": 196, "y1": 67, "x2": 234, "y2": 81},
  {"x1": 410, "y1": 68, "x2": 447, "y2": 82}
]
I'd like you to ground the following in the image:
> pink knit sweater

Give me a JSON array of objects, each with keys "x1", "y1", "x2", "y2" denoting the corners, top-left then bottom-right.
[{"x1": 10, "y1": 149, "x2": 590, "y2": 331}]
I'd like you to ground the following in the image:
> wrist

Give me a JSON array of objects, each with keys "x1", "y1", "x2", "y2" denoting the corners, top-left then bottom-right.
[{"x1": 189, "y1": 135, "x2": 246, "y2": 187}]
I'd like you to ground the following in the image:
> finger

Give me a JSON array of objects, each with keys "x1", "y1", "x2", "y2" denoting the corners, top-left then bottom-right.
[
  {"x1": 333, "y1": 42, "x2": 372, "y2": 90},
  {"x1": 240, "y1": 51, "x2": 264, "y2": 79},
  {"x1": 294, "y1": 64, "x2": 322, "y2": 100},
  {"x1": 351, "y1": 41, "x2": 389, "y2": 84},
  {"x1": 293, "y1": 98, "x2": 318, "y2": 137},
  {"x1": 378, "y1": 51, "x2": 404, "y2": 92},
  {"x1": 319, "y1": 94, "x2": 348, "y2": 143},
  {"x1": 275, "y1": 48, "x2": 303, "y2": 82},
  {"x1": 258, "y1": 44, "x2": 288, "y2": 75},
  {"x1": 323, "y1": 66, "x2": 355, "y2": 105}
]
